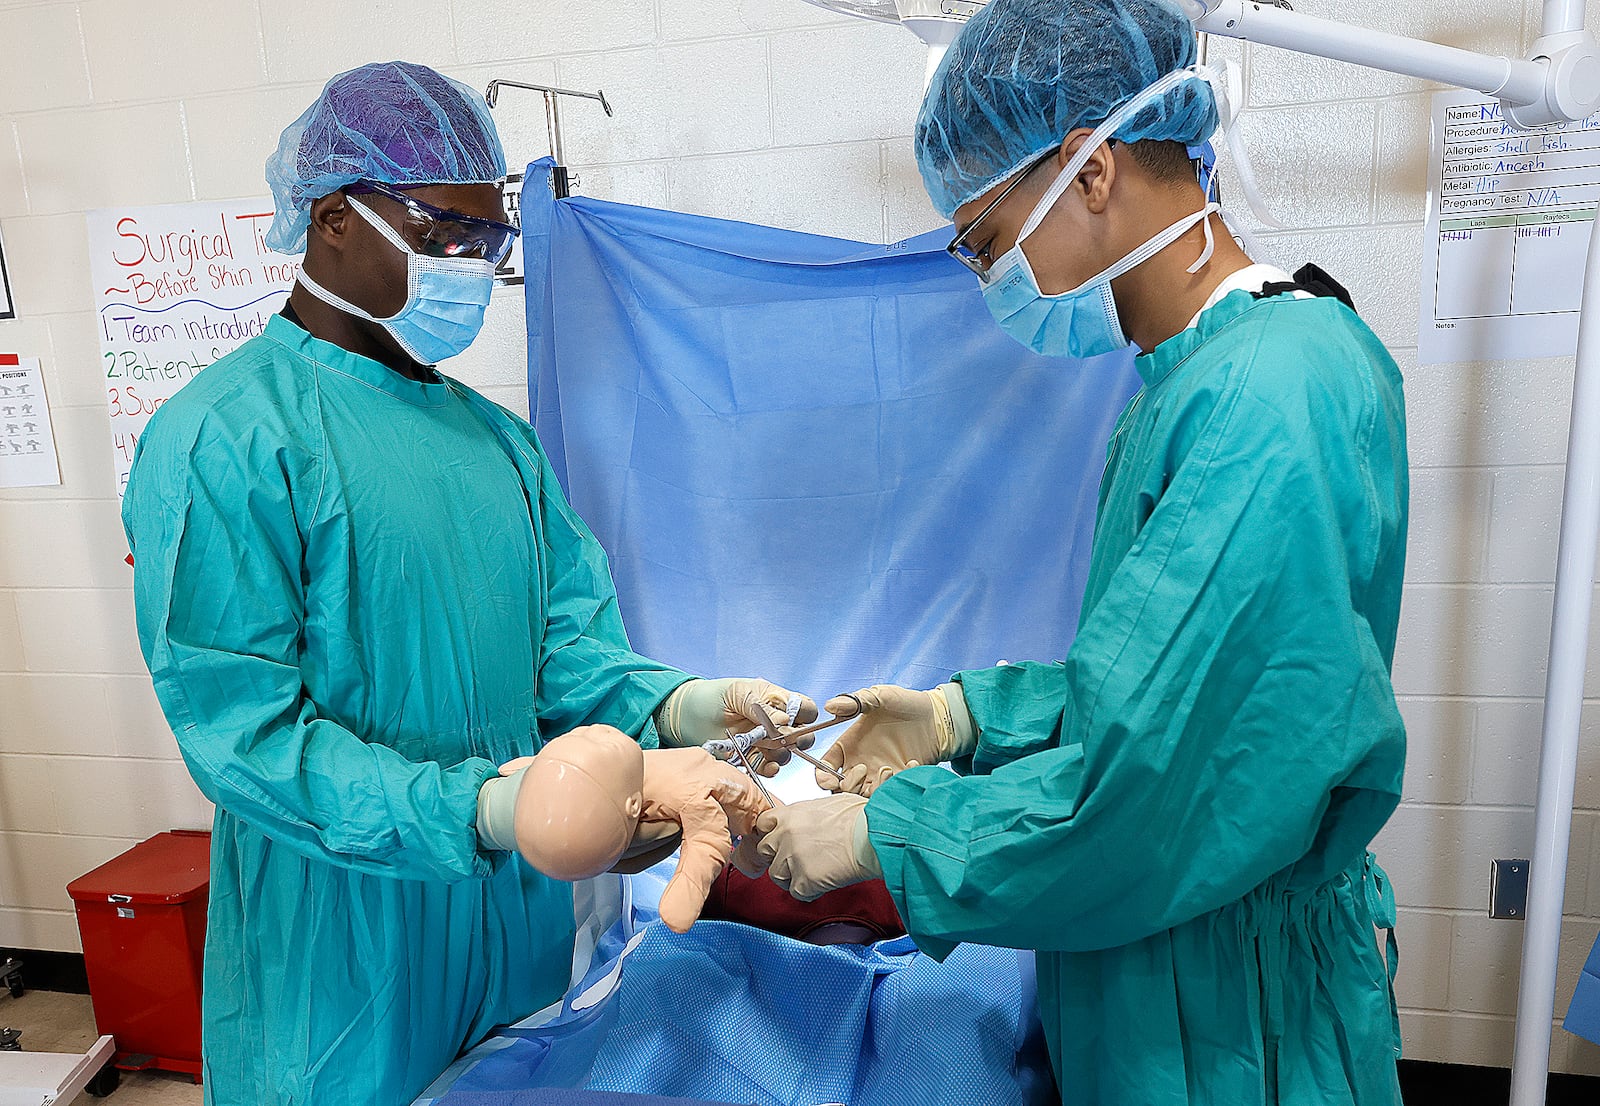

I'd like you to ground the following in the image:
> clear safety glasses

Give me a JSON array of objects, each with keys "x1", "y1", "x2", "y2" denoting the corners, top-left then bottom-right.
[
  {"x1": 945, "y1": 147, "x2": 1061, "y2": 281},
  {"x1": 347, "y1": 180, "x2": 520, "y2": 265},
  {"x1": 945, "y1": 136, "x2": 1216, "y2": 282}
]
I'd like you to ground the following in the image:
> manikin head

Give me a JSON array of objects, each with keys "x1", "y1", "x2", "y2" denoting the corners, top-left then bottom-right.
[{"x1": 514, "y1": 726, "x2": 644, "y2": 882}]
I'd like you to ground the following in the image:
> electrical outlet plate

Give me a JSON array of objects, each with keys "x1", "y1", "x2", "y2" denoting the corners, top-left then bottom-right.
[{"x1": 1490, "y1": 858, "x2": 1531, "y2": 919}]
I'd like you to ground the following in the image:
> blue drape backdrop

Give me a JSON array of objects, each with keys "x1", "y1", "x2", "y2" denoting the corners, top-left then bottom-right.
[{"x1": 522, "y1": 158, "x2": 1140, "y2": 701}]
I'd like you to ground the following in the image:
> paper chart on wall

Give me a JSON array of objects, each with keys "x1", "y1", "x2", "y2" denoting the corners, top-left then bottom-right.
[
  {"x1": 0, "y1": 356, "x2": 60, "y2": 488},
  {"x1": 1419, "y1": 88, "x2": 1600, "y2": 366},
  {"x1": 87, "y1": 199, "x2": 303, "y2": 498}
]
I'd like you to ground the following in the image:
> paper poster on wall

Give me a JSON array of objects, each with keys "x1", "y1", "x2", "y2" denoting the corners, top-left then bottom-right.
[
  {"x1": 0, "y1": 227, "x2": 14, "y2": 320},
  {"x1": 0, "y1": 355, "x2": 61, "y2": 488},
  {"x1": 1419, "y1": 89, "x2": 1600, "y2": 365},
  {"x1": 88, "y1": 199, "x2": 303, "y2": 497},
  {"x1": 494, "y1": 170, "x2": 525, "y2": 287}
]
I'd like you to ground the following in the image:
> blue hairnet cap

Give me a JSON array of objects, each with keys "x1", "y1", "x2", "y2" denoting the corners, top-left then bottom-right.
[
  {"x1": 914, "y1": 0, "x2": 1218, "y2": 220},
  {"x1": 265, "y1": 61, "x2": 507, "y2": 253}
]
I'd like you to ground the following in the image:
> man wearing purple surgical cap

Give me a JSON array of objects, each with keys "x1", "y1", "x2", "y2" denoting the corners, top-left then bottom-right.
[{"x1": 122, "y1": 60, "x2": 814, "y2": 1106}]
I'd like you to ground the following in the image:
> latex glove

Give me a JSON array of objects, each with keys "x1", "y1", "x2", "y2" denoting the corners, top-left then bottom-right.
[
  {"x1": 816, "y1": 683, "x2": 977, "y2": 796},
  {"x1": 476, "y1": 765, "x2": 525, "y2": 852},
  {"x1": 735, "y1": 793, "x2": 878, "y2": 902},
  {"x1": 655, "y1": 677, "x2": 819, "y2": 777}
]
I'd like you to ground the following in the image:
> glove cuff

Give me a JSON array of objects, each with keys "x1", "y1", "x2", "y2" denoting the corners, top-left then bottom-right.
[
  {"x1": 654, "y1": 683, "x2": 686, "y2": 747},
  {"x1": 853, "y1": 807, "x2": 882, "y2": 879},
  {"x1": 655, "y1": 678, "x2": 707, "y2": 747},
  {"x1": 476, "y1": 767, "x2": 528, "y2": 852},
  {"x1": 934, "y1": 682, "x2": 978, "y2": 761},
  {"x1": 657, "y1": 676, "x2": 761, "y2": 747}
]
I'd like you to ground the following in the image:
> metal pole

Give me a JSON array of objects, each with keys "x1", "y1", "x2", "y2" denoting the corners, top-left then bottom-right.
[
  {"x1": 545, "y1": 93, "x2": 565, "y2": 166},
  {"x1": 483, "y1": 80, "x2": 613, "y2": 115},
  {"x1": 483, "y1": 80, "x2": 613, "y2": 199},
  {"x1": 1544, "y1": 0, "x2": 1587, "y2": 37},
  {"x1": 1190, "y1": 0, "x2": 1546, "y2": 104},
  {"x1": 1507, "y1": 205, "x2": 1600, "y2": 1106}
]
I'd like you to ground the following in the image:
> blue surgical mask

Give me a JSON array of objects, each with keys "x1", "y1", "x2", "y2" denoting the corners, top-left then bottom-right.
[
  {"x1": 982, "y1": 202, "x2": 1218, "y2": 359},
  {"x1": 975, "y1": 64, "x2": 1243, "y2": 359},
  {"x1": 297, "y1": 198, "x2": 496, "y2": 365}
]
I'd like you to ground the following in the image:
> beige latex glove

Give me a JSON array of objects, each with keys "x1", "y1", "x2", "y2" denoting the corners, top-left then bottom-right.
[
  {"x1": 655, "y1": 677, "x2": 820, "y2": 777},
  {"x1": 640, "y1": 747, "x2": 768, "y2": 933},
  {"x1": 816, "y1": 683, "x2": 976, "y2": 796},
  {"x1": 734, "y1": 793, "x2": 878, "y2": 902}
]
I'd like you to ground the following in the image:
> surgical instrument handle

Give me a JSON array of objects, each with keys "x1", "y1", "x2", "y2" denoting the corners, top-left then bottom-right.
[{"x1": 767, "y1": 695, "x2": 866, "y2": 748}]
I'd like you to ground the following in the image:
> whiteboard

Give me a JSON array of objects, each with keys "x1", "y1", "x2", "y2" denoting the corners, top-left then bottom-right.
[{"x1": 87, "y1": 199, "x2": 303, "y2": 498}]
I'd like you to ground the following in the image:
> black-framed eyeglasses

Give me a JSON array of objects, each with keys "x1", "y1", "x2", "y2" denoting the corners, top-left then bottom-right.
[
  {"x1": 346, "y1": 180, "x2": 520, "y2": 265},
  {"x1": 945, "y1": 146, "x2": 1063, "y2": 280}
]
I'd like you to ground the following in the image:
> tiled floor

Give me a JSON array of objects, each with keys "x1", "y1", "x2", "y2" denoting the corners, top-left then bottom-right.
[{"x1": 0, "y1": 989, "x2": 203, "y2": 1104}]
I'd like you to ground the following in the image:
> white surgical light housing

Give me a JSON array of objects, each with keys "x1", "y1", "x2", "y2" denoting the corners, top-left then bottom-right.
[{"x1": 799, "y1": 0, "x2": 990, "y2": 83}]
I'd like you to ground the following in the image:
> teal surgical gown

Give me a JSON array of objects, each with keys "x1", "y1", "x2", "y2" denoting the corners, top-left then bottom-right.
[
  {"x1": 868, "y1": 289, "x2": 1408, "y2": 1105},
  {"x1": 122, "y1": 314, "x2": 690, "y2": 1106}
]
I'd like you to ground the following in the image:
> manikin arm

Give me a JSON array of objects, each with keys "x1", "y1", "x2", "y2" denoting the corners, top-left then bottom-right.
[{"x1": 642, "y1": 748, "x2": 768, "y2": 933}]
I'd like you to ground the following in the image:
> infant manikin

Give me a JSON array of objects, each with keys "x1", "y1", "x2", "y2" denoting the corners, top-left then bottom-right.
[{"x1": 500, "y1": 725, "x2": 766, "y2": 933}]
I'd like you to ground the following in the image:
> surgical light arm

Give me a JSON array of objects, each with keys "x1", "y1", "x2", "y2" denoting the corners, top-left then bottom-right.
[{"x1": 1179, "y1": 0, "x2": 1600, "y2": 128}]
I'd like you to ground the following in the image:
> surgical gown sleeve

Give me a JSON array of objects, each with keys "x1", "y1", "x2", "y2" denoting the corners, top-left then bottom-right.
[
  {"x1": 867, "y1": 339, "x2": 1406, "y2": 958},
  {"x1": 501, "y1": 414, "x2": 693, "y2": 746},
  {"x1": 125, "y1": 412, "x2": 498, "y2": 882},
  {"x1": 956, "y1": 660, "x2": 1071, "y2": 772}
]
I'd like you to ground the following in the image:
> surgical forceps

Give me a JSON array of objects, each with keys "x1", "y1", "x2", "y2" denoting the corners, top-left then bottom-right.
[{"x1": 702, "y1": 694, "x2": 867, "y2": 787}]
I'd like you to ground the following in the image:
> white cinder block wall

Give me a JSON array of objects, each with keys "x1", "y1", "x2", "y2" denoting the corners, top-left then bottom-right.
[{"x1": 2, "y1": 0, "x2": 1599, "y2": 1076}]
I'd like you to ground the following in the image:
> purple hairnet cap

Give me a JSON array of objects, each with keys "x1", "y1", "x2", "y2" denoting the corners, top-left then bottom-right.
[
  {"x1": 264, "y1": 60, "x2": 507, "y2": 254},
  {"x1": 914, "y1": 0, "x2": 1217, "y2": 220}
]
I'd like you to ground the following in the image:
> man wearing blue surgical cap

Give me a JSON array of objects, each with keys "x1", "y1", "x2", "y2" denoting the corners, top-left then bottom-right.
[
  {"x1": 122, "y1": 61, "x2": 814, "y2": 1106},
  {"x1": 746, "y1": 1, "x2": 1408, "y2": 1103}
]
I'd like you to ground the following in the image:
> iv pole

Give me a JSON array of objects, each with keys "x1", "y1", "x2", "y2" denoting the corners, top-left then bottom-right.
[
  {"x1": 483, "y1": 80, "x2": 614, "y2": 199},
  {"x1": 1177, "y1": 2, "x2": 1600, "y2": 1102}
]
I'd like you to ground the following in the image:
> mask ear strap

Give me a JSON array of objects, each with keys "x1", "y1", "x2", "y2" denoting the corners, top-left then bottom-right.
[
  {"x1": 348, "y1": 196, "x2": 420, "y2": 256},
  {"x1": 1016, "y1": 60, "x2": 1280, "y2": 255},
  {"x1": 1064, "y1": 200, "x2": 1220, "y2": 294},
  {"x1": 297, "y1": 267, "x2": 389, "y2": 325},
  {"x1": 1186, "y1": 207, "x2": 1217, "y2": 274},
  {"x1": 1016, "y1": 65, "x2": 1200, "y2": 245}
]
